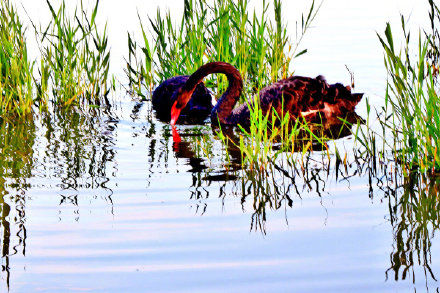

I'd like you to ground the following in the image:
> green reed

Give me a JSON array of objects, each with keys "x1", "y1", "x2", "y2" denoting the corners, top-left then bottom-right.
[
  {"x1": 427, "y1": 0, "x2": 440, "y2": 70},
  {"x1": 234, "y1": 95, "x2": 316, "y2": 170},
  {"x1": 0, "y1": 0, "x2": 34, "y2": 118},
  {"x1": 376, "y1": 1, "x2": 440, "y2": 174},
  {"x1": 129, "y1": 0, "x2": 322, "y2": 171},
  {"x1": 127, "y1": 0, "x2": 320, "y2": 99},
  {"x1": 37, "y1": 0, "x2": 110, "y2": 109},
  {"x1": 214, "y1": 96, "x2": 345, "y2": 198}
]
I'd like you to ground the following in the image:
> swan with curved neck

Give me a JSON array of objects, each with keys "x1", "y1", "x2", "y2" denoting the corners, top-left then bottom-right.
[{"x1": 170, "y1": 62, "x2": 363, "y2": 126}]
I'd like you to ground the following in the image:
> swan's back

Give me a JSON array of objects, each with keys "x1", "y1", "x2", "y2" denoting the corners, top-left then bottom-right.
[{"x1": 258, "y1": 75, "x2": 363, "y2": 123}]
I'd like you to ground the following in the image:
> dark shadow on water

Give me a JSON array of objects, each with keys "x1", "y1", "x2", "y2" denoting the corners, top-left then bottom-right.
[{"x1": 170, "y1": 120, "x2": 357, "y2": 232}]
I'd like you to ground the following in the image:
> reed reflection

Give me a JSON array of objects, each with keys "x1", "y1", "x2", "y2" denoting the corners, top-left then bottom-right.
[
  {"x1": 385, "y1": 171, "x2": 440, "y2": 284},
  {"x1": 351, "y1": 149, "x2": 440, "y2": 283},
  {"x1": 171, "y1": 122, "x2": 355, "y2": 232},
  {"x1": 40, "y1": 109, "x2": 117, "y2": 197},
  {"x1": 131, "y1": 102, "x2": 176, "y2": 184},
  {"x1": 0, "y1": 110, "x2": 119, "y2": 289},
  {"x1": 0, "y1": 119, "x2": 36, "y2": 290},
  {"x1": 170, "y1": 122, "x2": 440, "y2": 285}
]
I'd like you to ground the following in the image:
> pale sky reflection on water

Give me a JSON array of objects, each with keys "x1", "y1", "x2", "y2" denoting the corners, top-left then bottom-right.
[{"x1": 5, "y1": 1, "x2": 439, "y2": 292}]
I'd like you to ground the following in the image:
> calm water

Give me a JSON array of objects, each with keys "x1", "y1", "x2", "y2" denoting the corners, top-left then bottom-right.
[{"x1": 1, "y1": 0, "x2": 439, "y2": 292}]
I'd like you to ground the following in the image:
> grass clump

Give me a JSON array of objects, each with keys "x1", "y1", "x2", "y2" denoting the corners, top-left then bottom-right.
[
  {"x1": 127, "y1": 0, "x2": 324, "y2": 176},
  {"x1": 377, "y1": 0, "x2": 440, "y2": 174},
  {"x1": 37, "y1": 0, "x2": 111, "y2": 109},
  {"x1": 127, "y1": 0, "x2": 321, "y2": 99},
  {"x1": 219, "y1": 95, "x2": 327, "y2": 172},
  {"x1": 0, "y1": 0, "x2": 34, "y2": 118}
]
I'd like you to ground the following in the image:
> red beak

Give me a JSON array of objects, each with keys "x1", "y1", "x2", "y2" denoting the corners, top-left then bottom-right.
[
  {"x1": 170, "y1": 101, "x2": 181, "y2": 126},
  {"x1": 172, "y1": 125, "x2": 181, "y2": 143}
]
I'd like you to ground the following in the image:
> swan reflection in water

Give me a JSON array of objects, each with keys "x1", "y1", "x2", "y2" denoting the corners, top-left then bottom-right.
[
  {"x1": 169, "y1": 118, "x2": 440, "y2": 284},
  {"x1": 0, "y1": 99, "x2": 438, "y2": 290},
  {"x1": 171, "y1": 117, "x2": 359, "y2": 229}
]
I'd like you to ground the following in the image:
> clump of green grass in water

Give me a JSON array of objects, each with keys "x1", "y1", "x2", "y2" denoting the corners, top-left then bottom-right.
[
  {"x1": 37, "y1": 0, "x2": 111, "y2": 110},
  {"x1": 220, "y1": 95, "x2": 332, "y2": 173},
  {"x1": 126, "y1": 0, "x2": 321, "y2": 99},
  {"x1": 0, "y1": 0, "x2": 34, "y2": 118},
  {"x1": 128, "y1": 0, "x2": 330, "y2": 194},
  {"x1": 128, "y1": 0, "x2": 324, "y2": 177},
  {"x1": 377, "y1": 3, "x2": 440, "y2": 174}
]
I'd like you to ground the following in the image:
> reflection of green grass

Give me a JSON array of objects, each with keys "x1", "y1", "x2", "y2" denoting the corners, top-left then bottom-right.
[
  {"x1": 0, "y1": 119, "x2": 36, "y2": 185},
  {"x1": 127, "y1": 0, "x2": 321, "y2": 100},
  {"x1": 178, "y1": 123, "x2": 334, "y2": 234},
  {"x1": 0, "y1": 0, "x2": 34, "y2": 118},
  {"x1": 386, "y1": 172, "x2": 440, "y2": 282},
  {"x1": 41, "y1": 108, "x2": 117, "y2": 190},
  {"x1": 0, "y1": 118, "x2": 36, "y2": 288}
]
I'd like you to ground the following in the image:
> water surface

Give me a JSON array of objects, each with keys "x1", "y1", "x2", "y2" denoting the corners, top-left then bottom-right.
[{"x1": 1, "y1": 0, "x2": 439, "y2": 292}]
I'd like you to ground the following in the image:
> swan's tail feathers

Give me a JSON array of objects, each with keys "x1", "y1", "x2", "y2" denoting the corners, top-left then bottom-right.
[
  {"x1": 316, "y1": 91, "x2": 364, "y2": 122},
  {"x1": 331, "y1": 83, "x2": 364, "y2": 112},
  {"x1": 342, "y1": 92, "x2": 364, "y2": 112},
  {"x1": 352, "y1": 93, "x2": 363, "y2": 104},
  {"x1": 337, "y1": 95, "x2": 363, "y2": 113}
]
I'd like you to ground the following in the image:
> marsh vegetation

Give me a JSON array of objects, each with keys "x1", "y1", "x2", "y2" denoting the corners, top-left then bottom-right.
[{"x1": 0, "y1": 0, "x2": 439, "y2": 291}]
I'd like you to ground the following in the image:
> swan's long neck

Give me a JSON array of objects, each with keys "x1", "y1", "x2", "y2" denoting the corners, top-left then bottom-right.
[{"x1": 177, "y1": 62, "x2": 243, "y2": 124}]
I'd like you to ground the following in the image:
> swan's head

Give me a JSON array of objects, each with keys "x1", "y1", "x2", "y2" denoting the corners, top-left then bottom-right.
[{"x1": 170, "y1": 89, "x2": 192, "y2": 125}]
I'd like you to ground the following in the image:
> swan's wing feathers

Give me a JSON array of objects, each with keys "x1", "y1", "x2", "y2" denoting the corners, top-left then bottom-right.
[{"x1": 259, "y1": 76, "x2": 331, "y2": 116}]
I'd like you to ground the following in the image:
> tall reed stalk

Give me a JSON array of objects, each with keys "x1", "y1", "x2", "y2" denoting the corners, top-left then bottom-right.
[
  {"x1": 0, "y1": 0, "x2": 34, "y2": 118},
  {"x1": 127, "y1": 0, "x2": 323, "y2": 173},
  {"x1": 377, "y1": 1, "x2": 440, "y2": 173},
  {"x1": 37, "y1": 0, "x2": 111, "y2": 109},
  {"x1": 127, "y1": 0, "x2": 320, "y2": 100}
]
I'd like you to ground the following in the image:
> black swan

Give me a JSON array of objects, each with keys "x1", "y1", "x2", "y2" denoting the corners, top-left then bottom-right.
[
  {"x1": 170, "y1": 62, "x2": 363, "y2": 127},
  {"x1": 152, "y1": 76, "x2": 213, "y2": 124}
]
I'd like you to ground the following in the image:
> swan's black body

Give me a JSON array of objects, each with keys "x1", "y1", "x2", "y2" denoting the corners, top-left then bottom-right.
[
  {"x1": 170, "y1": 62, "x2": 363, "y2": 127},
  {"x1": 152, "y1": 76, "x2": 213, "y2": 124}
]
